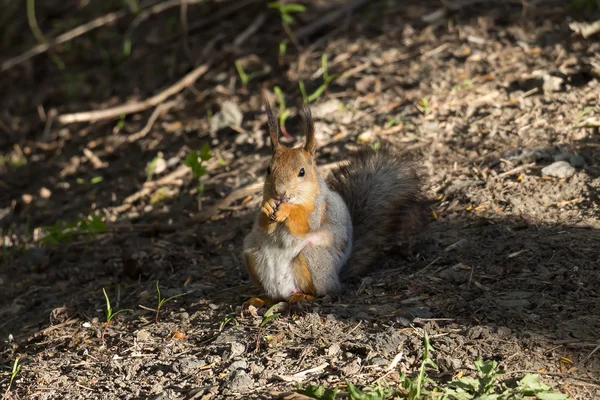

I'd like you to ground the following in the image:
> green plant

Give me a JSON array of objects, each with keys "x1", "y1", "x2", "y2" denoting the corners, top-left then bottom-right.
[
  {"x1": 146, "y1": 155, "x2": 161, "y2": 180},
  {"x1": 90, "y1": 176, "x2": 103, "y2": 184},
  {"x1": 154, "y1": 281, "x2": 186, "y2": 323},
  {"x1": 102, "y1": 288, "x2": 132, "y2": 342},
  {"x1": 299, "y1": 53, "x2": 338, "y2": 103},
  {"x1": 273, "y1": 86, "x2": 293, "y2": 139},
  {"x1": 41, "y1": 213, "x2": 107, "y2": 247},
  {"x1": 219, "y1": 316, "x2": 237, "y2": 332},
  {"x1": 184, "y1": 143, "x2": 212, "y2": 194},
  {"x1": 235, "y1": 60, "x2": 269, "y2": 90},
  {"x1": 400, "y1": 330, "x2": 438, "y2": 399},
  {"x1": 296, "y1": 330, "x2": 568, "y2": 400},
  {"x1": 416, "y1": 97, "x2": 430, "y2": 113},
  {"x1": 255, "y1": 303, "x2": 281, "y2": 351},
  {"x1": 3, "y1": 357, "x2": 21, "y2": 398},
  {"x1": 268, "y1": 2, "x2": 306, "y2": 49}
]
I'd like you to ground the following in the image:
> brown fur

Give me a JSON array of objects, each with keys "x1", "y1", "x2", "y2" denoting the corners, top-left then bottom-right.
[{"x1": 291, "y1": 253, "x2": 317, "y2": 295}]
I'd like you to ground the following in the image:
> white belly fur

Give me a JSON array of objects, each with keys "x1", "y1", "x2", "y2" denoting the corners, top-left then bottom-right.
[{"x1": 244, "y1": 230, "x2": 305, "y2": 300}]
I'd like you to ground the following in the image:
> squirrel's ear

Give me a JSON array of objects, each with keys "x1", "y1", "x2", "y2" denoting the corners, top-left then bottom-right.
[
  {"x1": 264, "y1": 101, "x2": 279, "y2": 150},
  {"x1": 301, "y1": 104, "x2": 316, "y2": 156}
]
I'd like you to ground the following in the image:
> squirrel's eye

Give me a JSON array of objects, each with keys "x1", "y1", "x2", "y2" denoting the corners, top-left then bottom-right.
[
  {"x1": 267, "y1": 166, "x2": 271, "y2": 175},
  {"x1": 298, "y1": 168, "x2": 305, "y2": 177}
]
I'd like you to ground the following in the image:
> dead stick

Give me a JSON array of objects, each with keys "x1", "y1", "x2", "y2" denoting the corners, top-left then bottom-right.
[
  {"x1": 58, "y1": 63, "x2": 209, "y2": 124},
  {"x1": 1, "y1": 0, "x2": 163, "y2": 72},
  {"x1": 128, "y1": 99, "x2": 180, "y2": 142}
]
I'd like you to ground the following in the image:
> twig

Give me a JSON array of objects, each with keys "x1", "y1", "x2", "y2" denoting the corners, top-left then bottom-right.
[
  {"x1": 128, "y1": 99, "x2": 180, "y2": 142},
  {"x1": 233, "y1": 12, "x2": 266, "y2": 48},
  {"x1": 498, "y1": 162, "x2": 535, "y2": 178},
  {"x1": 294, "y1": 363, "x2": 328, "y2": 377},
  {"x1": 1, "y1": 0, "x2": 163, "y2": 72},
  {"x1": 58, "y1": 63, "x2": 209, "y2": 124},
  {"x1": 180, "y1": 0, "x2": 193, "y2": 61},
  {"x1": 163, "y1": 0, "x2": 259, "y2": 44},
  {"x1": 294, "y1": 0, "x2": 370, "y2": 41},
  {"x1": 124, "y1": 0, "x2": 183, "y2": 51}
]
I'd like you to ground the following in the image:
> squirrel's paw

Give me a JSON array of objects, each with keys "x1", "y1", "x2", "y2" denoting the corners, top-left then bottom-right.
[
  {"x1": 261, "y1": 199, "x2": 279, "y2": 221},
  {"x1": 243, "y1": 296, "x2": 275, "y2": 309},
  {"x1": 273, "y1": 203, "x2": 290, "y2": 223},
  {"x1": 288, "y1": 293, "x2": 315, "y2": 304}
]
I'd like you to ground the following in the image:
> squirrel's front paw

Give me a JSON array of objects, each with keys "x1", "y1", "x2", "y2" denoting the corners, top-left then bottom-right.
[
  {"x1": 273, "y1": 203, "x2": 290, "y2": 223},
  {"x1": 261, "y1": 198, "x2": 280, "y2": 221}
]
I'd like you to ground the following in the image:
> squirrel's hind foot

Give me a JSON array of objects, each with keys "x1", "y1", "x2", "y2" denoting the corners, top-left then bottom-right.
[
  {"x1": 243, "y1": 296, "x2": 275, "y2": 309},
  {"x1": 288, "y1": 293, "x2": 315, "y2": 304}
]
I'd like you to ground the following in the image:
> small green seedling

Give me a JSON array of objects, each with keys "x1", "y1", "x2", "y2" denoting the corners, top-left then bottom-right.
[
  {"x1": 416, "y1": 97, "x2": 430, "y2": 113},
  {"x1": 219, "y1": 316, "x2": 237, "y2": 332},
  {"x1": 297, "y1": 384, "x2": 339, "y2": 400},
  {"x1": 184, "y1": 143, "x2": 212, "y2": 194},
  {"x1": 103, "y1": 288, "x2": 132, "y2": 324},
  {"x1": 102, "y1": 288, "x2": 132, "y2": 342},
  {"x1": 400, "y1": 329, "x2": 438, "y2": 399},
  {"x1": 41, "y1": 213, "x2": 107, "y2": 247},
  {"x1": 299, "y1": 53, "x2": 338, "y2": 104},
  {"x1": 155, "y1": 281, "x2": 186, "y2": 324},
  {"x1": 235, "y1": 60, "x2": 269, "y2": 90},
  {"x1": 115, "y1": 113, "x2": 126, "y2": 130},
  {"x1": 90, "y1": 176, "x2": 103, "y2": 184},
  {"x1": 273, "y1": 86, "x2": 293, "y2": 139},
  {"x1": 268, "y1": 2, "x2": 306, "y2": 48},
  {"x1": 255, "y1": 303, "x2": 281, "y2": 351},
  {"x1": 146, "y1": 155, "x2": 161, "y2": 180},
  {"x1": 2, "y1": 357, "x2": 21, "y2": 398}
]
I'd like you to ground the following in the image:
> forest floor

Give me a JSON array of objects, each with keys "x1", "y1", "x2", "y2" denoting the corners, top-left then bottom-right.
[{"x1": 1, "y1": 0, "x2": 600, "y2": 399}]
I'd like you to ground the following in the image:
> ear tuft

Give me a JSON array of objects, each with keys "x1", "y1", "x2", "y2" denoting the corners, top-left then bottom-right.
[
  {"x1": 264, "y1": 101, "x2": 279, "y2": 150},
  {"x1": 301, "y1": 104, "x2": 316, "y2": 155}
]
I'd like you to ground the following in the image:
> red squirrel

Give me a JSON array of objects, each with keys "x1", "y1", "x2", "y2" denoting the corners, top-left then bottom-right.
[{"x1": 242, "y1": 102, "x2": 428, "y2": 307}]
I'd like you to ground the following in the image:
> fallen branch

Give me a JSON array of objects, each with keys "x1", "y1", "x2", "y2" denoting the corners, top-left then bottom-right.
[
  {"x1": 1, "y1": 0, "x2": 163, "y2": 72},
  {"x1": 128, "y1": 99, "x2": 181, "y2": 142},
  {"x1": 58, "y1": 63, "x2": 209, "y2": 124}
]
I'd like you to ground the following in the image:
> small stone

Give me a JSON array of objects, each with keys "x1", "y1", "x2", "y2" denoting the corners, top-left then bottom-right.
[
  {"x1": 228, "y1": 370, "x2": 254, "y2": 392},
  {"x1": 445, "y1": 239, "x2": 468, "y2": 252},
  {"x1": 327, "y1": 343, "x2": 341, "y2": 356},
  {"x1": 230, "y1": 342, "x2": 246, "y2": 358},
  {"x1": 570, "y1": 153, "x2": 585, "y2": 168},
  {"x1": 228, "y1": 360, "x2": 248, "y2": 371},
  {"x1": 22, "y1": 194, "x2": 33, "y2": 204},
  {"x1": 438, "y1": 357, "x2": 462, "y2": 371},
  {"x1": 542, "y1": 74, "x2": 563, "y2": 92},
  {"x1": 39, "y1": 187, "x2": 51, "y2": 198},
  {"x1": 370, "y1": 357, "x2": 389, "y2": 366},
  {"x1": 542, "y1": 161, "x2": 576, "y2": 178},
  {"x1": 136, "y1": 330, "x2": 151, "y2": 342}
]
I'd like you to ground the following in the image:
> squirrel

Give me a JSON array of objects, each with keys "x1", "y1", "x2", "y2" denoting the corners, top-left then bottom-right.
[{"x1": 242, "y1": 102, "x2": 428, "y2": 307}]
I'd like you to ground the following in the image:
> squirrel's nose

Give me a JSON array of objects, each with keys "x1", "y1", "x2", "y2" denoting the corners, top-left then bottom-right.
[{"x1": 275, "y1": 193, "x2": 288, "y2": 203}]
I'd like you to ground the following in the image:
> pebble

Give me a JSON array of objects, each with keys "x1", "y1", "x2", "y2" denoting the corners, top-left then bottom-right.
[
  {"x1": 228, "y1": 370, "x2": 254, "y2": 392},
  {"x1": 228, "y1": 360, "x2": 248, "y2": 371},
  {"x1": 541, "y1": 161, "x2": 575, "y2": 178},
  {"x1": 136, "y1": 330, "x2": 152, "y2": 342}
]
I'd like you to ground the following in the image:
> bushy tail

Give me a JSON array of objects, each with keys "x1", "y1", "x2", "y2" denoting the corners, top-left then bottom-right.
[{"x1": 327, "y1": 145, "x2": 430, "y2": 279}]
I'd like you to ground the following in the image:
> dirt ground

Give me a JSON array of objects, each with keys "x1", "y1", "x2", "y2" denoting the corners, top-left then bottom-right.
[{"x1": 1, "y1": 0, "x2": 600, "y2": 398}]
